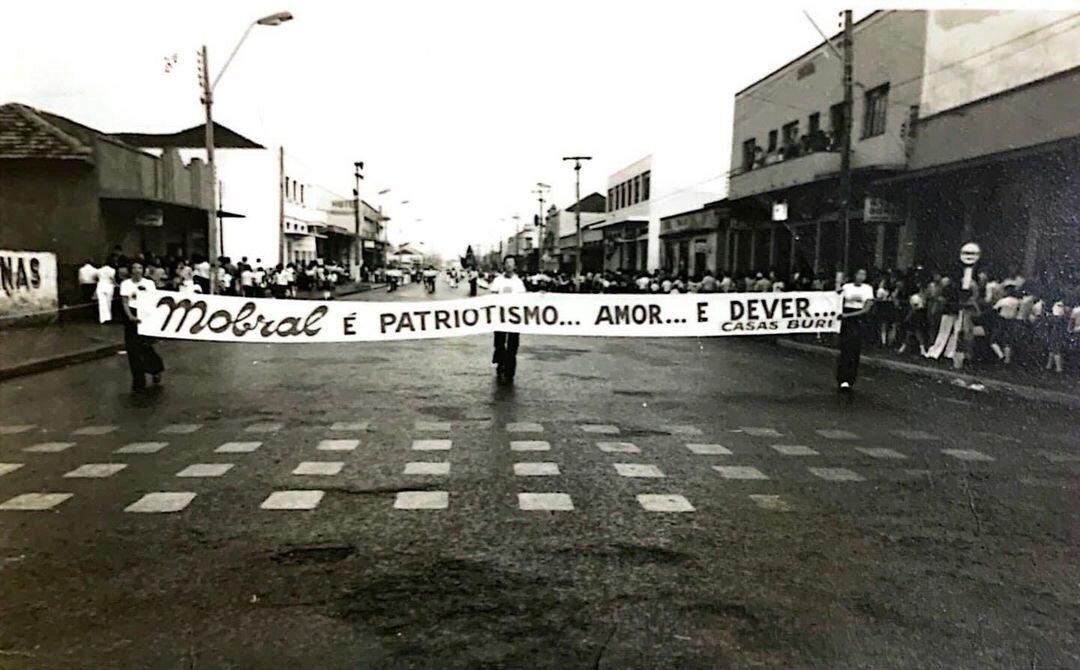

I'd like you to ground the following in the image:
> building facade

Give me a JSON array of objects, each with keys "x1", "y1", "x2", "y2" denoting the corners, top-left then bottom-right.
[
  {"x1": 659, "y1": 200, "x2": 730, "y2": 278},
  {"x1": 546, "y1": 193, "x2": 606, "y2": 273}
]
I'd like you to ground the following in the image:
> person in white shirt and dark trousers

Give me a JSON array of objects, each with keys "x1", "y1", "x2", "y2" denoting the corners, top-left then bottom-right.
[
  {"x1": 489, "y1": 256, "x2": 527, "y2": 384},
  {"x1": 120, "y1": 261, "x2": 164, "y2": 392},
  {"x1": 836, "y1": 269, "x2": 874, "y2": 391}
]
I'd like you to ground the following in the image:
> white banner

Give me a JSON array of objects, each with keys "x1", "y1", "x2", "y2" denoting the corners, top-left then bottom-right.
[
  {"x1": 0, "y1": 250, "x2": 58, "y2": 319},
  {"x1": 139, "y1": 291, "x2": 840, "y2": 343}
]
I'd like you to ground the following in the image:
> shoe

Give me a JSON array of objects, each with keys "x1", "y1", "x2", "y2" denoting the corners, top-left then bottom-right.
[{"x1": 839, "y1": 382, "x2": 851, "y2": 391}]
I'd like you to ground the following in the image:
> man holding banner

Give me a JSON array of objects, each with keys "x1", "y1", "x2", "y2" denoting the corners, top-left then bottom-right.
[{"x1": 489, "y1": 255, "x2": 527, "y2": 384}]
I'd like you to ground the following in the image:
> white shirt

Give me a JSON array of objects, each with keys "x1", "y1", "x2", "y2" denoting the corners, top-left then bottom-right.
[
  {"x1": 96, "y1": 265, "x2": 116, "y2": 292},
  {"x1": 194, "y1": 261, "x2": 211, "y2": 279},
  {"x1": 253, "y1": 270, "x2": 266, "y2": 286},
  {"x1": 489, "y1": 273, "x2": 527, "y2": 294},
  {"x1": 241, "y1": 269, "x2": 254, "y2": 287},
  {"x1": 78, "y1": 264, "x2": 98, "y2": 285},
  {"x1": 119, "y1": 277, "x2": 156, "y2": 313},
  {"x1": 994, "y1": 296, "x2": 1020, "y2": 320},
  {"x1": 636, "y1": 276, "x2": 651, "y2": 290},
  {"x1": 840, "y1": 282, "x2": 874, "y2": 312}
]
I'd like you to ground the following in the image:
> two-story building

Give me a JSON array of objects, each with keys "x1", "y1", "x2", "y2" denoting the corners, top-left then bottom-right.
[
  {"x1": 545, "y1": 192, "x2": 606, "y2": 273},
  {"x1": 659, "y1": 199, "x2": 731, "y2": 278},
  {"x1": 325, "y1": 198, "x2": 388, "y2": 277}
]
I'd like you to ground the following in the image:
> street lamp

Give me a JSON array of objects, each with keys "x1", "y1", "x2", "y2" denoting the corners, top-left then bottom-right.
[{"x1": 200, "y1": 11, "x2": 293, "y2": 293}]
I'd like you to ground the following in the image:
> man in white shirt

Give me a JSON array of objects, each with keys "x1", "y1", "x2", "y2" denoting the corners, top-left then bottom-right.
[
  {"x1": 490, "y1": 256, "x2": 527, "y2": 384},
  {"x1": 193, "y1": 257, "x2": 211, "y2": 293},
  {"x1": 77, "y1": 260, "x2": 98, "y2": 306},
  {"x1": 119, "y1": 261, "x2": 164, "y2": 391},
  {"x1": 240, "y1": 266, "x2": 255, "y2": 297},
  {"x1": 836, "y1": 268, "x2": 874, "y2": 391}
]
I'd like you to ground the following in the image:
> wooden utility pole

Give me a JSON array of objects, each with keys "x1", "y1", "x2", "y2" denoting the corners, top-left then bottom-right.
[
  {"x1": 562, "y1": 156, "x2": 592, "y2": 277},
  {"x1": 836, "y1": 9, "x2": 854, "y2": 287}
]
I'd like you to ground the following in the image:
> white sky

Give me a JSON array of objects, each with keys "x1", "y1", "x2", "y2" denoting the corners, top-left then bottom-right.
[{"x1": 3, "y1": 0, "x2": 1076, "y2": 257}]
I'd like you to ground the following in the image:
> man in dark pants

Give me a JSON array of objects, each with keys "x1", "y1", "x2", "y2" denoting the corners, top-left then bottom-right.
[
  {"x1": 120, "y1": 261, "x2": 164, "y2": 392},
  {"x1": 489, "y1": 255, "x2": 526, "y2": 384},
  {"x1": 836, "y1": 268, "x2": 874, "y2": 391}
]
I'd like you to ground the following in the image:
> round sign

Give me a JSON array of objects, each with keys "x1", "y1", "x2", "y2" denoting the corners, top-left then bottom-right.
[{"x1": 959, "y1": 242, "x2": 981, "y2": 266}]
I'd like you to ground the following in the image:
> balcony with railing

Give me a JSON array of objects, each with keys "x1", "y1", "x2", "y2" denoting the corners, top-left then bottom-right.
[{"x1": 728, "y1": 133, "x2": 841, "y2": 200}]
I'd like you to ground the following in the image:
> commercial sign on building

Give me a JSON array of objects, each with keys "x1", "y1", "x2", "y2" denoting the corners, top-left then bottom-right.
[
  {"x1": 863, "y1": 197, "x2": 903, "y2": 223},
  {"x1": 0, "y1": 250, "x2": 58, "y2": 319}
]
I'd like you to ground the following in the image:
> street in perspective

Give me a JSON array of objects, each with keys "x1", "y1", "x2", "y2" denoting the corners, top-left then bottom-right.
[{"x1": 1, "y1": 4, "x2": 1079, "y2": 669}]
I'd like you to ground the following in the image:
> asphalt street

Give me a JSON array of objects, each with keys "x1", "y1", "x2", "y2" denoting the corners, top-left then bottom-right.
[{"x1": 0, "y1": 279, "x2": 1077, "y2": 669}]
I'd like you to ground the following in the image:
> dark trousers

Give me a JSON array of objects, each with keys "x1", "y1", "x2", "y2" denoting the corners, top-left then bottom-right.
[
  {"x1": 493, "y1": 331, "x2": 520, "y2": 377},
  {"x1": 124, "y1": 318, "x2": 164, "y2": 389},
  {"x1": 836, "y1": 316, "x2": 863, "y2": 385},
  {"x1": 469, "y1": 279, "x2": 478, "y2": 297},
  {"x1": 194, "y1": 276, "x2": 210, "y2": 294}
]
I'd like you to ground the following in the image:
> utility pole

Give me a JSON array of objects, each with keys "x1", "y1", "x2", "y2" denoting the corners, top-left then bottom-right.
[
  {"x1": 562, "y1": 156, "x2": 592, "y2": 278},
  {"x1": 199, "y1": 45, "x2": 219, "y2": 294},
  {"x1": 533, "y1": 182, "x2": 550, "y2": 272},
  {"x1": 836, "y1": 9, "x2": 854, "y2": 288},
  {"x1": 353, "y1": 161, "x2": 363, "y2": 270},
  {"x1": 278, "y1": 146, "x2": 285, "y2": 264}
]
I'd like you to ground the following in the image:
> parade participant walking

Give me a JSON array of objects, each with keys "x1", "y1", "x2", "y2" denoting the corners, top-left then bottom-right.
[
  {"x1": 78, "y1": 260, "x2": 98, "y2": 307},
  {"x1": 836, "y1": 268, "x2": 874, "y2": 392},
  {"x1": 95, "y1": 258, "x2": 117, "y2": 324},
  {"x1": 468, "y1": 267, "x2": 479, "y2": 297},
  {"x1": 119, "y1": 261, "x2": 164, "y2": 392},
  {"x1": 490, "y1": 255, "x2": 527, "y2": 384}
]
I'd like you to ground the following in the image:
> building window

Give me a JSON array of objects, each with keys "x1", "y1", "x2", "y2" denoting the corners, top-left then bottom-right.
[
  {"x1": 300, "y1": 184, "x2": 305, "y2": 205},
  {"x1": 830, "y1": 102, "x2": 846, "y2": 139},
  {"x1": 607, "y1": 188, "x2": 614, "y2": 212},
  {"x1": 781, "y1": 121, "x2": 799, "y2": 150},
  {"x1": 632, "y1": 176, "x2": 640, "y2": 204},
  {"x1": 767, "y1": 130, "x2": 778, "y2": 153},
  {"x1": 742, "y1": 139, "x2": 757, "y2": 171},
  {"x1": 862, "y1": 83, "x2": 889, "y2": 138},
  {"x1": 808, "y1": 112, "x2": 820, "y2": 135},
  {"x1": 642, "y1": 171, "x2": 650, "y2": 200}
]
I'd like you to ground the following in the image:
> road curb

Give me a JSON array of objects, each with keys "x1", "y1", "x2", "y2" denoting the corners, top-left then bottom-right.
[
  {"x1": 0, "y1": 343, "x2": 123, "y2": 382},
  {"x1": 777, "y1": 339, "x2": 1080, "y2": 409}
]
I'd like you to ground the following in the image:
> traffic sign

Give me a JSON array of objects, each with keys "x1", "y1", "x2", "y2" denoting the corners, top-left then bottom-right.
[{"x1": 959, "y1": 242, "x2": 981, "y2": 266}]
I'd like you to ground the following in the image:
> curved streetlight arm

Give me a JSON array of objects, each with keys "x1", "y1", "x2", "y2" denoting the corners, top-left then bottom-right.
[{"x1": 211, "y1": 22, "x2": 256, "y2": 92}]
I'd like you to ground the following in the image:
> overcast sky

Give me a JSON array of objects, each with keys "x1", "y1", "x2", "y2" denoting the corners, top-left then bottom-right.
[{"x1": 3, "y1": 1, "x2": 1072, "y2": 257}]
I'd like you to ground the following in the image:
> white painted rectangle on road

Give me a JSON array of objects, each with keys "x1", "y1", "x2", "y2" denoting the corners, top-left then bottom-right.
[
  {"x1": 662, "y1": 425, "x2": 703, "y2": 436},
  {"x1": 293, "y1": 461, "x2": 345, "y2": 476},
  {"x1": 0, "y1": 425, "x2": 35, "y2": 435},
  {"x1": 395, "y1": 490, "x2": 449, "y2": 510},
  {"x1": 115, "y1": 442, "x2": 168, "y2": 454},
  {"x1": 215, "y1": 441, "x2": 262, "y2": 453},
  {"x1": 686, "y1": 443, "x2": 732, "y2": 456},
  {"x1": 24, "y1": 442, "x2": 76, "y2": 453},
  {"x1": 0, "y1": 492, "x2": 72, "y2": 511},
  {"x1": 317, "y1": 439, "x2": 359, "y2": 452},
  {"x1": 176, "y1": 463, "x2": 234, "y2": 478},
  {"x1": 891, "y1": 429, "x2": 941, "y2": 441},
  {"x1": 518, "y1": 492, "x2": 573, "y2": 511},
  {"x1": 415, "y1": 421, "x2": 451, "y2": 432},
  {"x1": 942, "y1": 449, "x2": 995, "y2": 462},
  {"x1": 64, "y1": 463, "x2": 127, "y2": 478},
  {"x1": 330, "y1": 421, "x2": 370, "y2": 431},
  {"x1": 245, "y1": 422, "x2": 283, "y2": 434},
  {"x1": 0, "y1": 463, "x2": 24, "y2": 477},
  {"x1": 741, "y1": 427, "x2": 781, "y2": 437},
  {"x1": 513, "y1": 462, "x2": 560, "y2": 476},
  {"x1": 412, "y1": 439, "x2": 452, "y2": 451},
  {"x1": 261, "y1": 490, "x2": 325, "y2": 510},
  {"x1": 614, "y1": 463, "x2": 665, "y2": 478},
  {"x1": 507, "y1": 422, "x2": 544, "y2": 433},
  {"x1": 125, "y1": 492, "x2": 196, "y2": 513},
  {"x1": 713, "y1": 466, "x2": 769, "y2": 480},
  {"x1": 597, "y1": 442, "x2": 640, "y2": 454},
  {"x1": 815, "y1": 429, "x2": 858, "y2": 440},
  {"x1": 1041, "y1": 452, "x2": 1080, "y2": 463},
  {"x1": 770, "y1": 444, "x2": 819, "y2": 456},
  {"x1": 579, "y1": 424, "x2": 619, "y2": 434},
  {"x1": 855, "y1": 447, "x2": 908, "y2": 460},
  {"x1": 808, "y1": 467, "x2": 866, "y2": 482},
  {"x1": 637, "y1": 494, "x2": 694, "y2": 513},
  {"x1": 72, "y1": 425, "x2": 117, "y2": 436},
  {"x1": 510, "y1": 440, "x2": 550, "y2": 452},
  {"x1": 749, "y1": 494, "x2": 792, "y2": 511},
  {"x1": 404, "y1": 462, "x2": 450, "y2": 476},
  {"x1": 160, "y1": 424, "x2": 202, "y2": 434}
]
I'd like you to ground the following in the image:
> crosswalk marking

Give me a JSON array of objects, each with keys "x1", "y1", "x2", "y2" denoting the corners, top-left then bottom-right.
[
  {"x1": 125, "y1": 492, "x2": 196, "y2": 513},
  {"x1": 513, "y1": 462, "x2": 560, "y2": 476},
  {"x1": 741, "y1": 427, "x2": 781, "y2": 437},
  {"x1": 0, "y1": 492, "x2": 72, "y2": 511},
  {"x1": 637, "y1": 494, "x2": 694, "y2": 513},
  {"x1": 72, "y1": 425, "x2": 117, "y2": 436},
  {"x1": 662, "y1": 425, "x2": 703, "y2": 436},
  {"x1": 63, "y1": 463, "x2": 127, "y2": 478},
  {"x1": 159, "y1": 424, "x2": 202, "y2": 434},
  {"x1": 176, "y1": 463, "x2": 234, "y2": 478},
  {"x1": 518, "y1": 492, "x2": 573, "y2": 511},
  {"x1": 261, "y1": 490, "x2": 324, "y2": 510},
  {"x1": 404, "y1": 462, "x2": 450, "y2": 476},
  {"x1": 506, "y1": 422, "x2": 544, "y2": 433},
  {"x1": 597, "y1": 442, "x2": 640, "y2": 453},
  {"x1": 293, "y1": 461, "x2": 344, "y2": 476},
  {"x1": 613, "y1": 463, "x2": 665, "y2": 478},
  {"x1": 317, "y1": 439, "x2": 359, "y2": 452},
  {"x1": 855, "y1": 447, "x2": 908, "y2": 460},
  {"x1": 0, "y1": 425, "x2": 35, "y2": 435},
  {"x1": 24, "y1": 442, "x2": 76, "y2": 453},
  {"x1": 1041, "y1": 452, "x2": 1080, "y2": 463},
  {"x1": 579, "y1": 424, "x2": 619, "y2": 434},
  {"x1": 395, "y1": 491, "x2": 449, "y2": 510},
  {"x1": 115, "y1": 442, "x2": 168, "y2": 454},
  {"x1": 215, "y1": 441, "x2": 262, "y2": 453},
  {"x1": 942, "y1": 449, "x2": 995, "y2": 462},
  {"x1": 415, "y1": 421, "x2": 451, "y2": 432},
  {"x1": 815, "y1": 429, "x2": 858, "y2": 440},
  {"x1": 330, "y1": 421, "x2": 370, "y2": 431},
  {"x1": 770, "y1": 444, "x2": 819, "y2": 456},
  {"x1": 412, "y1": 439, "x2": 452, "y2": 451},
  {"x1": 808, "y1": 467, "x2": 865, "y2": 482},
  {"x1": 713, "y1": 465, "x2": 769, "y2": 480},
  {"x1": 0, "y1": 463, "x2": 24, "y2": 477},
  {"x1": 245, "y1": 422, "x2": 283, "y2": 434},
  {"x1": 686, "y1": 443, "x2": 732, "y2": 455},
  {"x1": 891, "y1": 429, "x2": 941, "y2": 441},
  {"x1": 510, "y1": 440, "x2": 550, "y2": 452},
  {"x1": 749, "y1": 494, "x2": 792, "y2": 511}
]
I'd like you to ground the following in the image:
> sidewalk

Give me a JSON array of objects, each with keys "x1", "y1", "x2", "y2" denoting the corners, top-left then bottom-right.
[
  {"x1": 0, "y1": 321, "x2": 124, "y2": 381},
  {"x1": 777, "y1": 336, "x2": 1080, "y2": 409}
]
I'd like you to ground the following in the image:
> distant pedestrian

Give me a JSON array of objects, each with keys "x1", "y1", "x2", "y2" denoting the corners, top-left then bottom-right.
[
  {"x1": 119, "y1": 261, "x2": 164, "y2": 392},
  {"x1": 836, "y1": 268, "x2": 874, "y2": 392},
  {"x1": 468, "y1": 268, "x2": 479, "y2": 297},
  {"x1": 78, "y1": 260, "x2": 98, "y2": 307},
  {"x1": 490, "y1": 255, "x2": 527, "y2": 384},
  {"x1": 95, "y1": 259, "x2": 117, "y2": 324}
]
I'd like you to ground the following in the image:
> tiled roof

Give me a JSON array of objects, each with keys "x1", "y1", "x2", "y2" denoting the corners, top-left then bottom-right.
[
  {"x1": 113, "y1": 122, "x2": 265, "y2": 149},
  {"x1": 0, "y1": 103, "x2": 94, "y2": 161}
]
